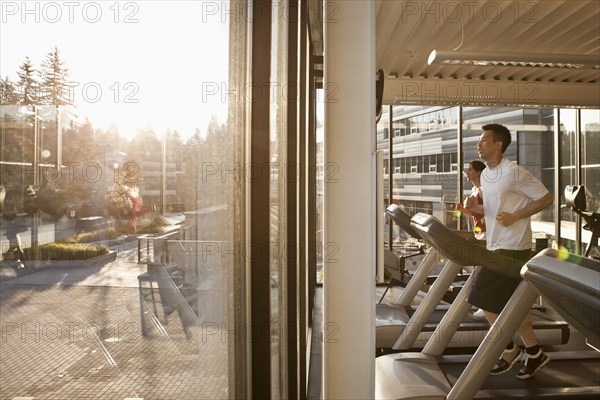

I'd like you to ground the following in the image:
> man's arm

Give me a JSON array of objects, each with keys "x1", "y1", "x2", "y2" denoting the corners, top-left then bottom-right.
[
  {"x1": 464, "y1": 194, "x2": 484, "y2": 215},
  {"x1": 496, "y1": 192, "x2": 553, "y2": 227}
]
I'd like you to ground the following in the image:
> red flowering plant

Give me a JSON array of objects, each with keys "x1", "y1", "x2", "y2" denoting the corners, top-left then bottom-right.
[{"x1": 106, "y1": 182, "x2": 142, "y2": 233}]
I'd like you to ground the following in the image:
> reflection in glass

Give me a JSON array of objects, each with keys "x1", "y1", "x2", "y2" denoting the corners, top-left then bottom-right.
[
  {"x1": 581, "y1": 109, "x2": 600, "y2": 256},
  {"x1": 0, "y1": 3, "x2": 237, "y2": 399}
]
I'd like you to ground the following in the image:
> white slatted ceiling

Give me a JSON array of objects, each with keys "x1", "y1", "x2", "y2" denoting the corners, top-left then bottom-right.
[{"x1": 376, "y1": 0, "x2": 600, "y2": 84}]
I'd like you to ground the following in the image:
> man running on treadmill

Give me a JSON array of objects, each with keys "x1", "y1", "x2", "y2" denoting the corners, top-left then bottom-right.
[{"x1": 465, "y1": 123, "x2": 553, "y2": 379}]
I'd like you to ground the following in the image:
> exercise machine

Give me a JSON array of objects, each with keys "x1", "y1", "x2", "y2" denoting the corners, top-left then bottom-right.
[{"x1": 376, "y1": 213, "x2": 597, "y2": 399}]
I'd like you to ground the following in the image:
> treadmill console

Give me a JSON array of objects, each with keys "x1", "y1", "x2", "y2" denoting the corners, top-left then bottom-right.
[
  {"x1": 565, "y1": 185, "x2": 587, "y2": 210},
  {"x1": 564, "y1": 185, "x2": 600, "y2": 259},
  {"x1": 410, "y1": 212, "x2": 433, "y2": 228}
]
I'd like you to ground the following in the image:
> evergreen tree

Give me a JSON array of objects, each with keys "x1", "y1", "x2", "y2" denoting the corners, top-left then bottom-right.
[
  {"x1": 62, "y1": 118, "x2": 100, "y2": 164},
  {"x1": 177, "y1": 116, "x2": 232, "y2": 212},
  {"x1": 200, "y1": 116, "x2": 230, "y2": 209},
  {"x1": 105, "y1": 123, "x2": 129, "y2": 156},
  {"x1": 39, "y1": 46, "x2": 72, "y2": 106},
  {"x1": 0, "y1": 76, "x2": 19, "y2": 105},
  {"x1": 166, "y1": 129, "x2": 183, "y2": 167},
  {"x1": 186, "y1": 128, "x2": 203, "y2": 146},
  {"x1": 127, "y1": 125, "x2": 162, "y2": 164},
  {"x1": 16, "y1": 57, "x2": 38, "y2": 105},
  {"x1": 180, "y1": 134, "x2": 202, "y2": 211},
  {"x1": 38, "y1": 47, "x2": 74, "y2": 168}
]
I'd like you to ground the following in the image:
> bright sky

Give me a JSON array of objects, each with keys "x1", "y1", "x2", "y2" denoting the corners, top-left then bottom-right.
[{"x1": 0, "y1": 0, "x2": 230, "y2": 140}]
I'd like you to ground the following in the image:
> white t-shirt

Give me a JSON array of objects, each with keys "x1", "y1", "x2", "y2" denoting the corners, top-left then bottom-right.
[{"x1": 480, "y1": 158, "x2": 549, "y2": 251}]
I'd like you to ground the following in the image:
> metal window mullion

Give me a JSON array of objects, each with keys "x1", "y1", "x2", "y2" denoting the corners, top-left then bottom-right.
[
  {"x1": 575, "y1": 109, "x2": 582, "y2": 253},
  {"x1": 457, "y1": 106, "x2": 463, "y2": 231},
  {"x1": 388, "y1": 105, "x2": 393, "y2": 249},
  {"x1": 226, "y1": 1, "x2": 249, "y2": 396},
  {"x1": 555, "y1": 109, "x2": 561, "y2": 246},
  {"x1": 249, "y1": 1, "x2": 273, "y2": 398},
  {"x1": 306, "y1": 51, "x2": 318, "y2": 400},
  {"x1": 286, "y1": 0, "x2": 300, "y2": 398},
  {"x1": 306, "y1": 26, "x2": 317, "y2": 331},
  {"x1": 297, "y1": 0, "x2": 311, "y2": 397},
  {"x1": 305, "y1": 24, "x2": 318, "y2": 399}
]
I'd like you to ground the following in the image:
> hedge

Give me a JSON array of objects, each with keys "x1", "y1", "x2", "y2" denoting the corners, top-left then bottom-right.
[{"x1": 9, "y1": 242, "x2": 110, "y2": 261}]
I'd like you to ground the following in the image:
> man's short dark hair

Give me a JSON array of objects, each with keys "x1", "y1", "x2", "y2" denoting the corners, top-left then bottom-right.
[{"x1": 482, "y1": 123, "x2": 511, "y2": 153}]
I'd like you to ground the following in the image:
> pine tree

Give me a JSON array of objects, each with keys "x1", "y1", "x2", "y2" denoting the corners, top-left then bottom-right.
[
  {"x1": 166, "y1": 129, "x2": 183, "y2": 166},
  {"x1": 38, "y1": 47, "x2": 74, "y2": 167},
  {"x1": 39, "y1": 46, "x2": 72, "y2": 106},
  {"x1": 127, "y1": 125, "x2": 162, "y2": 164},
  {"x1": 16, "y1": 57, "x2": 39, "y2": 105},
  {"x1": 0, "y1": 76, "x2": 19, "y2": 105}
]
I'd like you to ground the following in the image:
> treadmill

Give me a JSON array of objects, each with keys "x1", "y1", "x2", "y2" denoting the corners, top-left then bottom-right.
[
  {"x1": 376, "y1": 214, "x2": 597, "y2": 400},
  {"x1": 447, "y1": 249, "x2": 599, "y2": 399},
  {"x1": 376, "y1": 207, "x2": 567, "y2": 350},
  {"x1": 377, "y1": 204, "x2": 444, "y2": 349},
  {"x1": 379, "y1": 204, "x2": 486, "y2": 349}
]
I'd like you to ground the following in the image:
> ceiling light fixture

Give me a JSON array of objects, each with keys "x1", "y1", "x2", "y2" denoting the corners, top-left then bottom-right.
[{"x1": 428, "y1": 50, "x2": 600, "y2": 70}]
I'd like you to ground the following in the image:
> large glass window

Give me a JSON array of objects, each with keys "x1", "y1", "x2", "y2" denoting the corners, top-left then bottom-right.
[
  {"x1": 518, "y1": 109, "x2": 555, "y2": 224},
  {"x1": 387, "y1": 106, "x2": 458, "y2": 230},
  {"x1": 1, "y1": 2, "x2": 241, "y2": 399},
  {"x1": 581, "y1": 110, "x2": 600, "y2": 209},
  {"x1": 462, "y1": 107, "x2": 524, "y2": 231},
  {"x1": 316, "y1": 95, "x2": 324, "y2": 277},
  {"x1": 461, "y1": 107, "x2": 555, "y2": 241},
  {"x1": 559, "y1": 109, "x2": 578, "y2": 252},
  {"x1": 382, "y1": 106, "x2": 563, "y2": 247},
  {"x1": 580, "y1": 109, "x2": 599, "y2": 255}
]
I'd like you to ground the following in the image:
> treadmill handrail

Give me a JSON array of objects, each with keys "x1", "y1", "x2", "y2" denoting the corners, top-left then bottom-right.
[
  {"x1": 410, "y1": 212, "x2": 525, "y2": 280},
  {"x1": 386, "y1": 204, "x2": 423, "y2": 240}
]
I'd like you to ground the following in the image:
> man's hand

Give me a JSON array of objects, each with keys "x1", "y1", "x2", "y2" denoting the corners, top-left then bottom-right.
[
  {"x1": 496, "y1": 193, "x2": 553, "y2": 227},
  {"x1": 496, "y1": 212, "x2": 517, "y2": 227}
]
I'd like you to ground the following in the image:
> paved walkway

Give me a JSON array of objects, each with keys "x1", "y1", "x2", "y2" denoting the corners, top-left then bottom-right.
[{"x1": 0, "y1": 246, "x2": 228, "y2": 400}]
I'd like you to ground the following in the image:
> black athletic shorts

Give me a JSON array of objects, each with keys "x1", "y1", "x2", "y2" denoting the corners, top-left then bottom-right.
[{"x1": 467, "y1": 248, "x2": 534, "y2": 314}]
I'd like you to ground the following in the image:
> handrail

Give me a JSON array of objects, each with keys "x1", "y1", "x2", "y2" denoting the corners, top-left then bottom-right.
[{"x1": 137, "y1": 225, "x2": 188, "y2": 264}]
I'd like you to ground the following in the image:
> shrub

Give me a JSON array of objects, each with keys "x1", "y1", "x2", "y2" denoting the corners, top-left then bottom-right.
[
  {"x1": 20, "y1": 242, "x2": 109, "y2": 261},
  {"x1": 60, "y1": 228, "x2": 123, "y2": 244}
]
